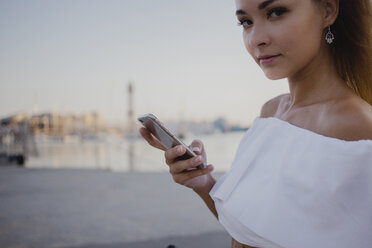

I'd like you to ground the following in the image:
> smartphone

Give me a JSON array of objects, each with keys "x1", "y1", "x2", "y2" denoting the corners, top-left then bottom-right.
[{"x1": 138, "y1": 113, "x2": 206, "y2": 169}]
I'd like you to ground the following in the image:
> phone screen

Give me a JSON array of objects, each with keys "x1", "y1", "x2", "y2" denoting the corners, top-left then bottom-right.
[
  {"x1": 138, "y1": 114, "x2": 206, "y2": 169},
  {"x1": 141, "y1": 117, "x2": 179, "y2": 149}
]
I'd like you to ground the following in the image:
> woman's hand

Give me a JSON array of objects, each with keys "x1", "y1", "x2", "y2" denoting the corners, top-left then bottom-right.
[{"x1": 139, "y1": 127, "x2": 215, "y2": 193}]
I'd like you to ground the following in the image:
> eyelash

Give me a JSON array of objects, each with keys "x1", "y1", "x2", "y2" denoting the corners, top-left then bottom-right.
[
  {"x1": 237, "y1": 19, "x2": 252, "y2": 27},
  {"x1": 267, "y1": 7, "x2": 287, "y2": 18},
  {"x1": 237, "y1": 7, "x2": 288, "y2": 28}
]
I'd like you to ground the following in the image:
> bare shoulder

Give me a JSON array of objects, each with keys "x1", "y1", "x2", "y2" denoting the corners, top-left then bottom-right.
[
  {"x1": 260, "y1": 93, "x2": 290, "y2": 118},
  {"x1": 325, "y1": 97, "x2": 372, "y2": 141}
]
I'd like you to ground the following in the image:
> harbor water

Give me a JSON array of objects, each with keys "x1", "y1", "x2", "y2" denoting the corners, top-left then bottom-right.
[{"x1": 26, "y1": 131, "x2": 246, "y2": 172}]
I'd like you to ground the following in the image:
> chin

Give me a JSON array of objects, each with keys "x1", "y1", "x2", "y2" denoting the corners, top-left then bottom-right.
[{"x1": 263, "y1": 70, "x2": 287, "y2": 80}]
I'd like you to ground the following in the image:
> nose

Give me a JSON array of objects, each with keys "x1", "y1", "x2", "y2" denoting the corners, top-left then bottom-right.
[{"x1": 246, "y1": 24, "x2": 270, "y2": 48}]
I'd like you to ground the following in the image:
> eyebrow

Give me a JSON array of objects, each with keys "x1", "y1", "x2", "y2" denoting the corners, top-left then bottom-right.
[
  {"x1": 258, "y1": 0, "x2": 277, "y2": 10},
  {"x1": 235, "y1": 0, "x2": 278, "y2": 15}
]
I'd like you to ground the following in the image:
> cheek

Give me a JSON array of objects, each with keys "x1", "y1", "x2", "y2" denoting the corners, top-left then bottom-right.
[
  {"x1": 282, "y1": 15, "x2": 324, "y2": 65},
  {"x1": 242, "y1": 33, "x2": 251, "y2": 53},
  {"x1": 242, "y1": 33, "x2": 258, "y2": 63}
]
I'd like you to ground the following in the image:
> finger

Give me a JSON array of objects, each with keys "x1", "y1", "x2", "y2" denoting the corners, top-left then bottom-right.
[
  {"x1": 189, "y1": 139, "x2": 207, "y2": 164},
  {"x1": 189, "y1": 139, "x2": 204, "y2": 155},
  {"x1": 173, "y1": 164, "x2": 214, "y2": 184},
  {"x1": 164, "y1": 145, "x2": 186, "y2": 165},
  {"x1": 139, "y1": 127, "x2": 166, "y2": 150},
  {"x1": 169, "y1": 154, "x2": 204, "y2": 174}
]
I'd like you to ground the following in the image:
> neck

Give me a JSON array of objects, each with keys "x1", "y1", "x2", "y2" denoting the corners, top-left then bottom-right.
[{"x1": 286, "y1": 45, "x2": 352, "y2": 108}]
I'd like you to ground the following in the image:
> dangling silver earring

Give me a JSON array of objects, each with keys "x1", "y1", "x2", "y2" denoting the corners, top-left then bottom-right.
[{"x1": 325, "y1": 26, "x2": 335, "y2": 44}]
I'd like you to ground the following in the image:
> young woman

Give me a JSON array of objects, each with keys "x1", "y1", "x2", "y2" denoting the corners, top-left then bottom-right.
[{"x1": 140, "y1": 0, "x2": 372, "y2": 247}]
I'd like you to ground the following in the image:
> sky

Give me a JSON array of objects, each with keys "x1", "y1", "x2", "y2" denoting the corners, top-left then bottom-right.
[{"x1": 0, "y1": 0, "x2": 288, "y2": 126}]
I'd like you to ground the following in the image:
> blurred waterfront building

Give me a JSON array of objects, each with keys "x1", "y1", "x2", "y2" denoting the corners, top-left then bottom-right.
[
  {"x1": 165, "y1": 117, "x2": 249, "y2": 138},
  {"x1": 30, "y1": 111, "x2": 105, "y2": 138}
]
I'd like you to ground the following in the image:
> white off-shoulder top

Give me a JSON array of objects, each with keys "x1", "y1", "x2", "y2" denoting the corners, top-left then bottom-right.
[{"x1": 210, "y1": 117, "x2": 372, "y2": 248}]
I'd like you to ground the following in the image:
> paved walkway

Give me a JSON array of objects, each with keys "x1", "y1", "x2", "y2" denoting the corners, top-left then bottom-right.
[{"x1": 0, "y1": 166, "x2": 230, "y2": 248}]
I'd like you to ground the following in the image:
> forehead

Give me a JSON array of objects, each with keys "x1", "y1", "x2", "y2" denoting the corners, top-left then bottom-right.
[
  {"x1": 235, "y1": 0, "x2": 271, "y2": 10},
  {"x1": 234, "y1": 0, "x2": 298, "y2": 11}
]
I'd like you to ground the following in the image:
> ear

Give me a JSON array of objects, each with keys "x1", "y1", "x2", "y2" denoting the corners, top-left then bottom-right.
[{"x1": 321, "y1": 0, "x2": 339, "y2": 27}]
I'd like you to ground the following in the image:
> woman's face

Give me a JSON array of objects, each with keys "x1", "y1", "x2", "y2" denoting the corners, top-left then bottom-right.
[{"x1": 235, "y1": 0, "x2": 326, "y2": 80}]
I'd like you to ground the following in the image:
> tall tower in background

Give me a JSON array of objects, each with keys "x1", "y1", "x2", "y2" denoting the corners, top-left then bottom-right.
[
  {"x1": 127, "y1": 81, "x2": 135, "y2": 172},
  {"x1": 127, "y1": 82, "x2": 135, "y2": 135}
]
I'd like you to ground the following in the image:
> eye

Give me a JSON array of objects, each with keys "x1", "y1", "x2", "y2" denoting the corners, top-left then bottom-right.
[
  {"x1": 267, "y1": 7, "x2": 287, "y2": 18},
  {"x1": 237, "y1": 19, "x2": 253, "y2": 28}
]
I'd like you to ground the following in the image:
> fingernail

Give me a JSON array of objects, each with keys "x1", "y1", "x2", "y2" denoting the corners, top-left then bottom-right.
[
  {"x1": 177, "y1": 146, "x2": 183, "y2": 153},
  {"x1": 194, "y1": 156, "x2": 202, "y2": 163},
  {"x1": 208, "y1": 165, "x2": 214, "y2": 171},
  {"x1": 191, "y1": 147, "x2": 201, "y2": 153}
]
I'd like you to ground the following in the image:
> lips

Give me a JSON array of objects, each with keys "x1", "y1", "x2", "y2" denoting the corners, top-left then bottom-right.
[{"x1": 258, "y1": 54, "x2": 281, "y2": 65}]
